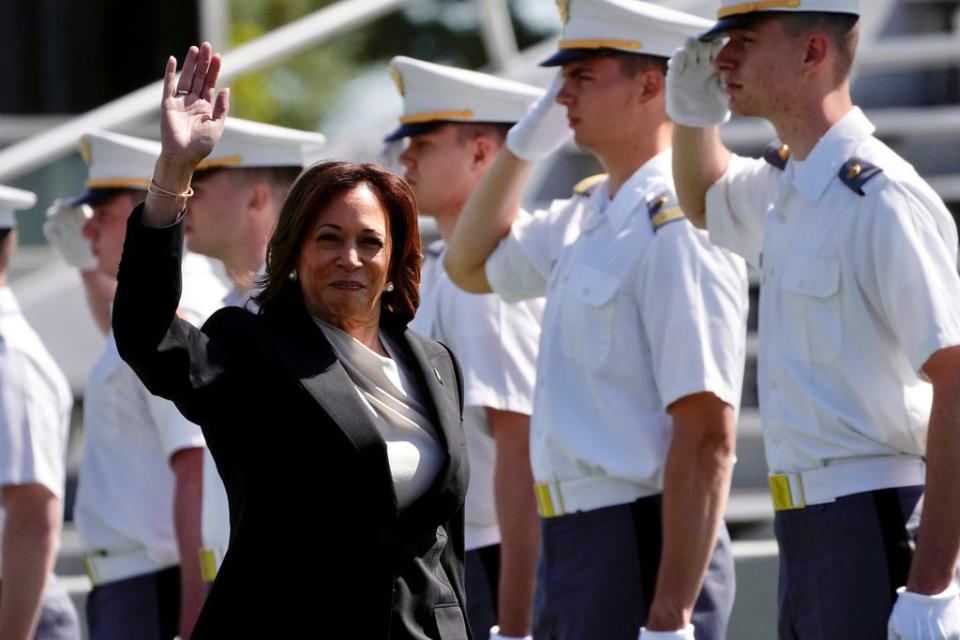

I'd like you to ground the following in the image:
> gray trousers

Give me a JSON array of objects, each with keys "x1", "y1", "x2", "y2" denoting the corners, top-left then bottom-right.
[
  {"x1": 34, "y1": 578, "x2": 81, "y2": 640},
  {"x1": 775, "y1": 486, "x2": 924, "y2": 640},
  {"x1": 533, "y1": 495, "x2": 735, "y2": 640},
  {"x1": 86, "y1": 566, "x2": 180, "y2": 640},
  {"x1": 465, "y1": 544, "x2": 500, "y2": 640}
]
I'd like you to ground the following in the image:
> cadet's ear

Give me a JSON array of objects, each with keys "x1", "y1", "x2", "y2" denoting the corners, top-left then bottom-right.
[
  {"x1": 635, "y1": 68, "x2": 664, "y2": 105},
  {"x1": 471, "y1": 135, "x2": 499, "y2": 171},
  {"x1": 800, "y1": 31, "x2": 830, "y2": 77},
  {"x1": 246, "y1": 182, "x2": 271, "y2": 213}
]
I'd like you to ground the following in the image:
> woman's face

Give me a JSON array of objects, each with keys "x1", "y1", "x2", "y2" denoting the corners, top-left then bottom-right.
[{"x1": 297, "y1": 184, "x2": 392, "y2": 332}]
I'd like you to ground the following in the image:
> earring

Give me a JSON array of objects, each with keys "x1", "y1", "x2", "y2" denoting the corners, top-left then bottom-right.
[
  {"x1": 288, "y1": 271, "x2": 297, "y2": 281},
  {"x1": 384, "y1": 281, "x2": 395, "y2": 292}
]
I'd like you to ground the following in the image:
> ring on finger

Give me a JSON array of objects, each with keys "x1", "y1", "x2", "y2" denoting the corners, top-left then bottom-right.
[{"x1": 176, "y1": 90, "x2": 190, "y2": 96}]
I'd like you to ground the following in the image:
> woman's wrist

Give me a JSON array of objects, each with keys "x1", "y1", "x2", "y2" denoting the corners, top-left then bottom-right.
[{"x1": 153, "y1": 153, "x2": 199, "y2": 192}]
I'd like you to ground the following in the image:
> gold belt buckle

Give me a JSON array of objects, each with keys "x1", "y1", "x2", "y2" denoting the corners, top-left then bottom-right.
[
  {"x1": 199, "y1": 548, "x2": 219, "y2": 583},
  {"x1": 769, "y1": 474, "x2": 806, "y2": 511},
  {"x1": 534, "y1": 482, "x2": 565, "y2": 518},
  {"x1": 83, "y1": 556, "x2": 101, "y2": 586}
]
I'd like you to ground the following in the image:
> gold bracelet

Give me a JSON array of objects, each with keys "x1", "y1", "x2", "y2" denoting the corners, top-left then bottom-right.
[{"x1": 148, "y1": 179, "x2": 194, "y2": 198}]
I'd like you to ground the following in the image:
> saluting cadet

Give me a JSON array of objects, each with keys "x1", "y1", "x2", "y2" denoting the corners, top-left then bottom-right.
[
  {"x1": 178, "y1": 118, "x2": 326, "y2": 584},
  {"x1": 0, "y1": 186, "x2": 80, "y2": 640},
  {"x1": 386, "y1": 57, "x2": 544, "y2": 640},
  {"x1": 668, "y1": 2, "x2": 960, "y2": 638},
  {"x1": 45, "y1": 131, "x2": 226, "y2": 640},
  {"x1": 443, "y1": 1, "x2": 749, "y2": 638}
]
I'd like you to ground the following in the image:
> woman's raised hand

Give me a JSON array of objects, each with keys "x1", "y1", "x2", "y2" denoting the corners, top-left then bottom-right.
[{"x1": 160, "y1": 42, "x2": 229, "y2": 169}]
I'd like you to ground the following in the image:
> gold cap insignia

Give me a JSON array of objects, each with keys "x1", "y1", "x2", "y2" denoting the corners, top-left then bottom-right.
[
  {"x1": 389, "y1": 65, "x2": 404, "y2": 96},
  {"x1": 556, "y1": 0, "x2": 570, "y2": 24},
  {"x1": 78, "y1": 137, "x2": 92, "y2": 166}
]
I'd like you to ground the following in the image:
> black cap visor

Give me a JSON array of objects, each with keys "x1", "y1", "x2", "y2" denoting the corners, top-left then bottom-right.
[
  {"x1": 383, "y1": 121, "x2": 449, "y2": 143},
  {"x1": 540, "y1": 47, "x2": 615, "y2": 67},
  {"x1": 698, "y1": 13, "x2": 767, "y2": 42},
  {"x1": 67, "y1": 188, "x2": 132, "y2": 208}
]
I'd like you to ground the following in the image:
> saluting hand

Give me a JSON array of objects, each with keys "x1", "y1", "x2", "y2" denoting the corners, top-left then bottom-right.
[{"x1": 160, "y1": 42, "x2": 229, "y2": 169}]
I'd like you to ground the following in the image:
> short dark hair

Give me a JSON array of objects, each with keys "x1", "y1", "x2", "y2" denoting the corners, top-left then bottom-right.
[
  {"x1": 453, "y1": 122, "x2": 511, "y2": 145},
  {"x1": 255, "y1": 161, "x2": 421, "y2": 324},
  {"x1": 194, "y1": 166, "x2": 303, "y2": 202},
  {"x1": 608, "y1": 51, "x2": 669, "y2": 78},
  {"x1": 777, "y1": 12, "x2": 859, "y2": 82}
]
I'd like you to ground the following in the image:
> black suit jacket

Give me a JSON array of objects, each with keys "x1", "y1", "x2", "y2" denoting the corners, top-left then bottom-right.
[{"x1": 113, "y1": 205, "x2": 472, "y2": 639}]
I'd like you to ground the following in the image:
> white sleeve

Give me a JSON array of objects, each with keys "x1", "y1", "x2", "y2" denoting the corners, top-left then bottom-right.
[
  {"x1": 445, "y1": 293, "x2": 541, "y2": 419},
  {"x1": 485, "y1": 203, "x2": 567, "y2": 303},
  {"x1": 0, "y1": 350, "x2": 68, "y2": 499},
  {"x1": 857, "y1": 180, "x2": 960, "y2": 375},
  {"x1": 640, "y1": 224, "x2": 749, "y2": 410},
  {"x1": 145, "y1": 390, "x2": 206, "y2": 462},
  {"x1": 705, "y1": 154, "x2": 780, "y2": 268}
]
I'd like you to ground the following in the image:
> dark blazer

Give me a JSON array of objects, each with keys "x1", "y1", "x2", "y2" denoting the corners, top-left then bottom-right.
[{"x1": 113, "y1": 205, "x2": 472, "y2": 640}]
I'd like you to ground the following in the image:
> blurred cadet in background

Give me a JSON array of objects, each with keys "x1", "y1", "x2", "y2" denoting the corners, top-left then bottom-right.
[
  {"x1": 386, "y1": 56, "x2": 544, "y2": 640},
  {"x1": 179, "y1": 117, "x2": 325, "y2": 585},
  {"x1": 45, "y1": 130, "x2": 226, "y2": 640},
  {"x1": 0, "y1": 185, "x2": 80, "y2": 640}
]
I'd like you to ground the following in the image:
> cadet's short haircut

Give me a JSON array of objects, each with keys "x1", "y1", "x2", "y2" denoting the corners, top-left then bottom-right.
[
  {"x1": 0, "y1": 229, "x2": 13, "y2": 273},
  {"x1": 609, "y1": 52, "x2": 669, "y2": 79},
  {"x1": 454, "y1": 122, "x2": 511, "y2": 145},
  {"x1": 195, "y1": 166, "x2": 303, "y2": 205},
  {"x1": 778, "y1": 12, "x2": 859, "y2": 82}
]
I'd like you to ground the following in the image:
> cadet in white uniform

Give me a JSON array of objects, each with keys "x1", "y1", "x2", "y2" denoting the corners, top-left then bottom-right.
[
  {"x1": 444, "y1": 2, "x2": 749, "y2": 639},
  {"x1": 385, "y1": 57, "x2": 544, "y2": 640},
  {"x1": 45, "y1": 131, "x2": 226, "y2": 640},
  {"x1": 180, "y1": 118, "x2": 326, "y2": 582},
  {"x1": 0, "y1": 186, "x2": 80, "y2": 640},
  {"x1": 668, "y1": 2, "x2": 960, "y2": 638}
]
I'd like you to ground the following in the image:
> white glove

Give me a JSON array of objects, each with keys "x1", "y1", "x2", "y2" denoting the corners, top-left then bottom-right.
[
  {"x1": 666, "y1": 38, "x2": 731, "y2": 128},
  {"x1": 506, "y1": 73, "x2": 573, "y2": 162},
  {"x1": 639, "y1": 625, "x2": 696, "y2": 639},
  {"x1": 43, "y1": 199, "x2": 96, "y2": 270},
  {"x1": 889, "y1": 584, "x2": 960, "y2": 640},
  {"x1": 489, "y1": 626, "x2": 532, "y2": 640}
]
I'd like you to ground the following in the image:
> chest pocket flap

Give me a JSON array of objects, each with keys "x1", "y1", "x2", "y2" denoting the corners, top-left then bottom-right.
[
  {"x1": 782, "y1": 256, "x2": 840, "y2": 299},
  {"x1": 569, "y1": 265, "x2": 620, "y2": 306},
  {"x1": 562, "y1": 266, "x2": 622, "y2": 368}
]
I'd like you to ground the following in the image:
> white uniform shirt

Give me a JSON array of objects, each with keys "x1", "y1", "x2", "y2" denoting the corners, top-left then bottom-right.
[
  {"x1": 0, "y1": 287, "x2": 72, "y2": 573},
  {"x1": 75, "y1": 253, "x2": 227, "y2": 565},
  {"x1": 706, "y1": 107, "x2": 960, "y2": 474},
  {"x1": 486, "y1": 150, "x2": 748, "y2": 493},
  {"x1": 410, "y1": 242, "x2": 542, "y2": 550}
]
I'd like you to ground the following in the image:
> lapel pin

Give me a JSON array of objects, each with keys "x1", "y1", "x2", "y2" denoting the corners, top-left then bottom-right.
[{"x1": 434, "y1": 368, "x2": 443, "y2": 384}]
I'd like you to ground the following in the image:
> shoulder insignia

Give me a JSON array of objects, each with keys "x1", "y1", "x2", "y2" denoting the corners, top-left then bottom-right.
[
  {"x1": 838, "y1": 157, "x2": 883, "y2": 196},
  {"x1": 763, "y1": 143, "x2": 791, "y2": 171},
  {"x1": 573, "y1": 173, "x2": 607, "y2": 196},
  {"x1": 647, "y1": 191, "x2": 686, "y2": 233}
]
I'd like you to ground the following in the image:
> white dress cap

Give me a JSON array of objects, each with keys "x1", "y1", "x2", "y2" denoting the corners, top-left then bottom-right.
[
  {"x1": 701, "y1": 0, "x2": 860, "y2": 41},
  {"x1": 69, "y1": 130, "x2": 161, "y2": 206},
  {"x1": 542, "y1": 0, "x2": 714, "y2": 66},
  {"x1": 0, "y1": 184, "x2": 37, "y2": 229},
  {"x1": 385, "y1": 56, "x2": 543, "y2": 141},
  {"x1": 196, "y1": 118, "x2": 327, "y2": 171}
]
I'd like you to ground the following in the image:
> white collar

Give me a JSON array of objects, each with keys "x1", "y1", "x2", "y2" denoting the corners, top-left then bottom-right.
[{"x1": 785, "y1": 107, "x2": 875, "y2": 204}]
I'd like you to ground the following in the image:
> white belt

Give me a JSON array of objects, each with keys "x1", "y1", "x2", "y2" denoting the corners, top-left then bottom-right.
[
  {"x1": 84, "y1": 548, "x2": 172, "y2": 586},
  {"x1": 769, "y1": 456, "x2": 925, "y2": 512},
  {"x1": 535, "y1": 476, "x2": 659, "y2": 518}
]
